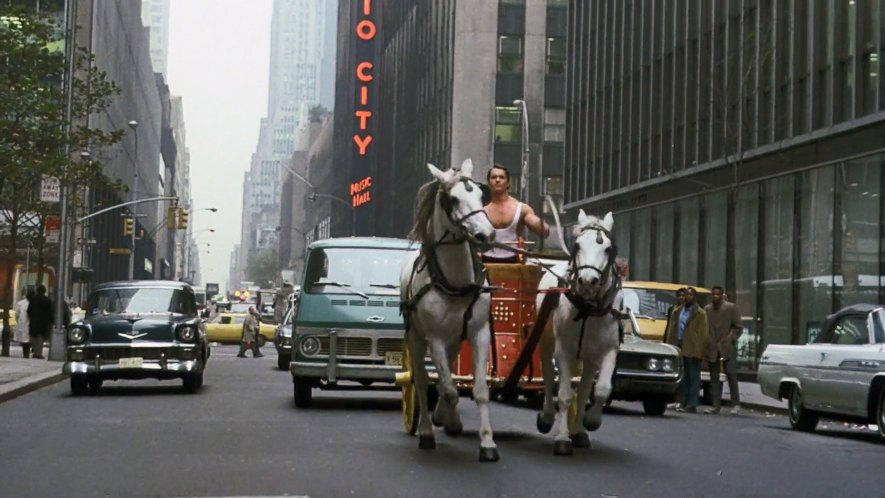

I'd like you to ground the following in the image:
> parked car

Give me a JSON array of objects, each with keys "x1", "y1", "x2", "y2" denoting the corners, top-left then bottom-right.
[
  {"x1": 610, "y1": 309, "x2": 683, "y2": 415},
  {"x1": 63, "y1": 280, "x2": 210, "y2": 395},
  {"x1": 758, "y1": 304, "x2": 885, "y2": 437},
  {"x1": 290, "y1": 237, "x2": 417, "y2": 408},
  {"x1": 274, "y1": 293, "x2": 299, "y2": 371},
  {"x1": 205, "y1": 312, "x2": 275, "y2": 346}
]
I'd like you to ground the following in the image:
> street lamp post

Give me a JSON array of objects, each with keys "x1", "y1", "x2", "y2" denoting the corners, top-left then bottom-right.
[
  {"x1": 513, "y1": 99, "x2": 531, "y2": 206},
  {"x1": 127, "y1": 120, "x2": 138, "y2": 281},
  {"x1": 308, "y1": 193, "x2": 356, "y2": 237}
]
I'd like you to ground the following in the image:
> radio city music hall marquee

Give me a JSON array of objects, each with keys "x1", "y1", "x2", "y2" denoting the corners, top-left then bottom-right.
[{"x1": 351, "y1": 0, "x2": 375, "y2": 208}]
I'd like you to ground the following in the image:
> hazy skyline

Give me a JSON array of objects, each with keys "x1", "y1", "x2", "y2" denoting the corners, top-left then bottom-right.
[{"x1": 166, "y1": 0, "x2": 273, "y2": 290}]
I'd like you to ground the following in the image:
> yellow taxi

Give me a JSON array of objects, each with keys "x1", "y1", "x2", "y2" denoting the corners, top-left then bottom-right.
[
  {"x1": 205, "y1": 312, "x2": 276, "y2": 347},
  {"x1": 621, "y1": 281, "x2": 711, "y2": 342}
]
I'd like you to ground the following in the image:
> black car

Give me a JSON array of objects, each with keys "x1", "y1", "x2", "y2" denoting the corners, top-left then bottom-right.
[{"x1": 63, "y1": 280, "x2": 210, "y2": 395}]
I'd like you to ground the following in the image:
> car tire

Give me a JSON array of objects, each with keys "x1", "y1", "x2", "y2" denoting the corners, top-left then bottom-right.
[
  {"x1": 293, "y1": 376, "x2": 312, "y2": 408},
  {"x1": 642, "y1": 397, "x2": 668, "y2": 416},
  {"x1": 257, "y1": 335, "x2": 267, "y2": 348},
  {"x1": 70, "y1": 375, "x2": 88, "y2": 396},
  {"x1": 277, "y1": 353, "x2": 290, "y2": 371},
  {"x1": 788, "y1": 385, "x2": 819, "y2": 432},
  {"x1": 183, "y1": 371, "x2": 204, "y2": 393},
  {"x1": 876, "y1": 386, "x2": 885, "y2": 439},
  {"x1": 87, "y1": 378, "x2": 103, "y2": 394}
]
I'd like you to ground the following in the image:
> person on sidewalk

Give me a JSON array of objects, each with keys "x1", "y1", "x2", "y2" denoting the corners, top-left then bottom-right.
[
  {"x1": 26, "y1": 285, "x2": 53, "y2": 359},
  {"x1": 14, "y1": 291, "x2": 32, "y2": 358},
  {"x1": 236, "y1": 306, "x2": 264, "y2": 358},
  {"x1": 664, "y1": 287, "x2": 709, "y2": 413},
  {"x1": 704, "y1": 286, "x2": 743, "y2": 415}
]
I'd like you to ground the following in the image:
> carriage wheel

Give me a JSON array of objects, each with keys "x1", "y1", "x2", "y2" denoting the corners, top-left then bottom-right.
[{"x1": 401, "y1": 341, "x2": 419, "y2": 434}]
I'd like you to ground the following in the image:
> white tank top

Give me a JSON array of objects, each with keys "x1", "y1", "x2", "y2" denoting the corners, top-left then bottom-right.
[{"x1": 483, "y1": 202, "x2": 522, "y2": 260}]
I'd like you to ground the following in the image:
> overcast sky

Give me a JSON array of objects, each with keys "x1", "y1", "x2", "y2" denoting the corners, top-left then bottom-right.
[{"x1": 166, "y1": 0, "x2": 273, "y2": 290}]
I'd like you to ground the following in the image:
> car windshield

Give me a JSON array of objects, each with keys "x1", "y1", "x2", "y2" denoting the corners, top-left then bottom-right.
[
  {"x1": 622, "y1": 287, "x2": 710, "y2": 320},
  {"x1": 304, "y1": 247, "x2": 413, "y2": 296},
  {"x1": 212, "y1": 314, "x2": 246, "y2": 325},
  {"x1": 88, "y1": 287, "x2": 193, "y2": 316},
  {"x1": 229, "y1": 302, "x2": 252, "y2": 314}
]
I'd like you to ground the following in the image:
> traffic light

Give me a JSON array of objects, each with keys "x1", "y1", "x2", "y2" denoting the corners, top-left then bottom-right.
[
  {"x1": 123, "y1": 216, "x2": 134, "y2": 237},
  {"x1": 177, "y1": 208, "x2": 188, "y2": 230},
  {"x1": 166, "y1": 206, "x2": 177, "y2": 229}
]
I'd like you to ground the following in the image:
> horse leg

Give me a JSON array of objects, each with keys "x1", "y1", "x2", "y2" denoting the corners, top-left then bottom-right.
[
  {"x1": 536, "y1": 319, "x2": 556, "y2": 434},
  {"x1": 470, "y1": 324, "x2": 499, "y2": 462},
  {"x1": 584, "y1": 348, "x2": 617, "y2": 432},
  {"x1": 552, "y1": 347, "x2": 574, "y2": 456},
  {"x1": 570, "y1": 362, "x2": 594, "y2": 449},
  {"x1": 409, "y1": 332, "x2": 435, "y2": 450},
  {"x1": 427, "y1": 339, "x2": 461, "y2": 438}
]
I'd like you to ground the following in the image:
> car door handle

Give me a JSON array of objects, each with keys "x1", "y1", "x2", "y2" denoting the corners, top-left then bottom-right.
[
  {"x1": 366, "y1": 315, "x2": 385, "y2": 323},
  {"x1": 820, "y1": 352, "x2": 829, "y2": 361}
]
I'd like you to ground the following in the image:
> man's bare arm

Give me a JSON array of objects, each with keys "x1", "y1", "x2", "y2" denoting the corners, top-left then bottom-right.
[{"x1": 521, "y1": 204, "x2": 549, "y2": 237}]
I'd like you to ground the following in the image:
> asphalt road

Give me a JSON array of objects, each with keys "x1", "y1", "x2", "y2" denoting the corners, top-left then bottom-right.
[{"x1": 0, "y1": 345, "x2": 882, "y2": 498}]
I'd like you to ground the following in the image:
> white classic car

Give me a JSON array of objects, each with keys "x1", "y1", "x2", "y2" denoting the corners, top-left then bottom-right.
[{"x1": 757, "y1": 304, "x2": 885, "y2": 438}]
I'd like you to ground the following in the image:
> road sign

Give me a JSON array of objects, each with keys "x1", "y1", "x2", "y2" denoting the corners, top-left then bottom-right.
[
  {"x1": 44, "y1": 215, "x2": 60, "y2": 243},
  {"x1": 109, "y1": 247, "x2": 131, "y2": 255},
  {"x1": 40, "y1": 175, "x2": 61, "y2": 203}
]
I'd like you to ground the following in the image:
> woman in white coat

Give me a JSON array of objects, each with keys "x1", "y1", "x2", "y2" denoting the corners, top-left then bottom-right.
[{"x1": 13, "y1": 291, "x2": 31, "y2": 358}]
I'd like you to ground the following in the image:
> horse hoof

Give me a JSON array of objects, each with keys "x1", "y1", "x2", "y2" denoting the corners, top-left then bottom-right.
[
  {"x1": 583, "y1": 416, "x2": 602, "y2": 432},
  {"x1": 536, "y1": 413, "x2": 553, "y2": 434},
  {"x1": 553, "y1": 439, "x2": 574, "y2": 456},
  {"x1": 479, "y1": 447, "x2": 500, "y2": 462},
  {"x1": 571, "y1": 432, "x2": 591, "y2": 449},
  {"x1": 418, "y1": 435, "x2": 436, "y2": 450},
  {"x1": 444, "y1": 421, "x2": 463, "y2": 438}
]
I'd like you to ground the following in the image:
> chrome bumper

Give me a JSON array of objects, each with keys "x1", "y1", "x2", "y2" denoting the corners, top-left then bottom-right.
[
  {"x1": 63, "y1": 346, "x2": 202, "y2": 378},
  {"x1": 290, "y1": 360, "x2": 400, "y2": 382}
]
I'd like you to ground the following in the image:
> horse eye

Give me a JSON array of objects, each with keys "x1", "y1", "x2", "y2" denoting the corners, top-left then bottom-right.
[{"x1": 450, "y1": 196, "x2": 460, "y2": 205}]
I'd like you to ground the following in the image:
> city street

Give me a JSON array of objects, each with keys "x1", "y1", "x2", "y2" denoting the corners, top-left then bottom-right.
[{"x1": 0, "y1": 345, "x2": 882, "y2": 498}]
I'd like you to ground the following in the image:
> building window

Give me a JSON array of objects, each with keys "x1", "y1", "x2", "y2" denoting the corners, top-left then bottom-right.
[
  {"x1": 546, "y1": 37, "x2": 566, "y2": 75},
  {"x1": 542, "y1": 176, "x2": 563, "y2": 214},
  {"x1": 495, "y1": 106, "x2": 521, "y2": 143},
  {"x1": 544, "y1": 108, "x2": 566, "y2": 143},
  {"x1": 497, "y1": 35, "x2": 523, "y2": 73}
]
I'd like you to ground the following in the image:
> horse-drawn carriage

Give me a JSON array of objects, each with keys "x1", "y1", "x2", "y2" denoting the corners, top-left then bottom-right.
[{"x1": 398, "y1": 159, "x2": 623, "y2": 461}]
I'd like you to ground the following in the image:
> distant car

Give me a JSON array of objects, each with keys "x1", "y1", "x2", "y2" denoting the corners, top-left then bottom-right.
[
  {"x1": 205, "y1": 312, "x2": 275, "y2": 346},
  {"x1": 609, "y1": 309, "x2": 683, "y2": 415},
  {"x1": 63, "y1": 280, "x2": 210, "y2": 395},
  {"x1": 758, "y1": 304, "x2": 885, "y2": 437}
]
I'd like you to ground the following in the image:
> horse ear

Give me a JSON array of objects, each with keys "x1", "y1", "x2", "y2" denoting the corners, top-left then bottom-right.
[
  {"x1": 602, "y1": 211, "x2": 614, "y2": 231},
  {"x1": 577, "y1": 209, "x2": 589, "y2": 228},
  {"x1": 427, "y1": 163, "x2": 446, "y2": 181},
  {"x1": 459, "y1": 158, "x2": 474, "y2": 178}
]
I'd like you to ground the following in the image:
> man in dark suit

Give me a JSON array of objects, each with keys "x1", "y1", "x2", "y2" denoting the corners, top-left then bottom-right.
[{"x1": 27, "y1": 285, "x2": 53, "y2": 359}]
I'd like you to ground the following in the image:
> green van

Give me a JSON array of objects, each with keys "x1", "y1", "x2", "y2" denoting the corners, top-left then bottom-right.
[{"x1": 289, "y1": 237, "x2": 418, "y2": 407}]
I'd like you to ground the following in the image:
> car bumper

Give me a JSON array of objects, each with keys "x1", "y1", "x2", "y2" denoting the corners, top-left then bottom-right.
[
  {"x1": 611, "y1": 370, "x2": 681, "y2": 400},
  {"x1": 290, "y1": 360, "x2": 400, "y2": 383},
  {"x1": 63, "y1": 345, "x2": 203, "y2": 379},
  {"x1": 274, "y1": 341, "x2": 292, "y2": 355}
]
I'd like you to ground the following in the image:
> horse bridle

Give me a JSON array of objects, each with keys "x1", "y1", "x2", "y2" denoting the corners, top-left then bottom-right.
[
  {"x1": 437, "y1": 177, "x2": 491, "y2": 242},
  {"x1": 568, "y1": 224, "x2": 617, "y2": 291}
]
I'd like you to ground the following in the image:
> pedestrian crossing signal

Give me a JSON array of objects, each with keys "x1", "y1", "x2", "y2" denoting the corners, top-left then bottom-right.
[
  {"x1": 123, "y1": 216, "x2": 134, "y2": 237},
  {"x1": 177, "y1": 208, "x2": 188, "y2": 230}
]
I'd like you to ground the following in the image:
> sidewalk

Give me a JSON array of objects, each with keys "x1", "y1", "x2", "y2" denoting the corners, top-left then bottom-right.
[
  {"x1": 0, "y1": 343, "x2": 65, "y2": 403},
  {"x1": 733, "y1": 381, "x2": 787, "y2": 414}
]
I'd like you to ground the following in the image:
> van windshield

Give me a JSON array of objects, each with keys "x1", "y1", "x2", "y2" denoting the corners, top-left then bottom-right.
[{"x1": 304, "y1": 247, "x2": 412, "y2": 296}]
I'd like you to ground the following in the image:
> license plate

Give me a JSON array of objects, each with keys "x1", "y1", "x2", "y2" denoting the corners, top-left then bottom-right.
[
  {"x1": 119, "y1": 357, "x2": 143, "y2": 368},
  {"x1": 385, "y1": 351, "x2": 402, "y2": 366}
]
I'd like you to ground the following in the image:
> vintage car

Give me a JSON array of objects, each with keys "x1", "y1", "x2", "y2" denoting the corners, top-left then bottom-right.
[
  {"x1": 290, "y1": 237, "x2": 417, "y2": 408},
  {"x1": 609, "y1": 309, "x2": 683, "y2": 415},
  {"x1": 63, "y1": 280, "x2": 210, "y2": 395},
  {"x1": 273, "y1": 293, "x2": 299, "y2": 371},
  {"x1": 758, "y1": 304, "x2": 885, "y2": 437},
  {"x1": 205, "y1": 312, "x2": 275, "y2": 346}
]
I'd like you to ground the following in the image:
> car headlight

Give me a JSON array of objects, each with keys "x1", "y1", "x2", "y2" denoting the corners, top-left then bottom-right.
[
  {"x1": 301, "y1": 336, "x2": 320, "y2": 356},
  {"x1": 661, "y1": 358, "x2": 675, "y2": 373},
  {"x1": 280, "y1": 326, "x2": 293, "y2": 338},
  {"x1": 645, "y1": 357, "x2": 660, "y2": 371},
  {"x1": 67, "y1": 326, "x2": 89, "y2": 345},
  {"x1": 178, "y1": 325, "x2": 197, "y2": 343}
]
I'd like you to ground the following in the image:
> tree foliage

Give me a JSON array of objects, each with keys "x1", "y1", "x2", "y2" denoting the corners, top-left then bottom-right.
[{"x1": 246, "y1": 245, "x2": 279, "y2": 288}]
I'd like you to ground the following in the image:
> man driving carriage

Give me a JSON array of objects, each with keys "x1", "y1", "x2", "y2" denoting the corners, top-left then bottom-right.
[{"x1": 481, "y1": 164, "x2": 550, "y2": 263}]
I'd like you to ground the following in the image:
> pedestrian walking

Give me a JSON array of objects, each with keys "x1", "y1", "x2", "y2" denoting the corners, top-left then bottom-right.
[
  {"x1": 14, "y1": 291, "x2": 31, "y2": 358},
  {"x1": 664, "y1": 287, "x2": 709, "y2": 413},
  {"x1": 236, "y1": 306, "x2": 264, "y2": 358},
  {"x1": 704, "y1": 286, "x2": 743, "y2": 415},
  {"x1": 26, "y1": 284, "x2": 53, "y2": 359}
]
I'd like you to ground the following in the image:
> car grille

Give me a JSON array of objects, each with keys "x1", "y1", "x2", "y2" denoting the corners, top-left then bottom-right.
[
  {"x1": 82, "y1": 347, "x2": 169, "y2": 361},
  {"x1": 318, "y1": 337, "x2": 372, "y2": 356},
  {"x1": 616, "y1": 352, "x2": 645, "y2": 371},
  {"x1": 377, "y1": 338, "x2": 403, "y2": 355}
]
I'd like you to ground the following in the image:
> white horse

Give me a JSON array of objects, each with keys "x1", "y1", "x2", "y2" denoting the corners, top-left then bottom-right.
[
  {"x1": 535, "y1": 210, "x2": 623, "y2": 456},
  {"x1": 400, "y1": 158, "x2": 500, "y2": 462}
]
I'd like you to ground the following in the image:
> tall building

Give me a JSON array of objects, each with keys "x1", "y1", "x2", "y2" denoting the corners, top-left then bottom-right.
[
  {"x1": 565, "y1": 1, "x2": 885, "y2": 372},
  {"x1": 140, "y1": 0, "x2": 170, "y2": 75},
  {"x1": 238, "y1": 0, "x2": 337, "y2": 284}
]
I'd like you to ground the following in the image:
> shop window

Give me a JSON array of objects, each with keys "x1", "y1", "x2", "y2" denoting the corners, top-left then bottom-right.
[
  {"x1": 836, "y1": 155, "x2": 883, "y2": 308},
  {"x1": 494, "y1": 106, "x2": 521, "y2": 143},
  {"x1": 543, "y1": 108, "x2": 566, "y2": 143},
  {"x1": 497, "y1": 35, "x2": 524, "y2": 73},
  {"x1": 760, "y1": 177, "x2": 794, "y2": 348},
  {"x1": 797, "y1": 166, "x2": 835, "y2": 344},
  {"x1": 733, "y1": 184, "x2": 759, "y2": 368}
]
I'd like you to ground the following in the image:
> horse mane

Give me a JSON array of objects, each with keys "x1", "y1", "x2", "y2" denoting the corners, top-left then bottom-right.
[{"x1": 408, "y1": 180, "x2": 441, "y2": 243}]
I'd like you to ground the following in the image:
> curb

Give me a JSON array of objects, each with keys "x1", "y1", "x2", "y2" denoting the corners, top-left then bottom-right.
[
  {"x1": 0, "y1": 371, "x2": 66, "y2": 404},
  {"x1": 741, "y1": 401, "x2": 787, "y2": 416}
]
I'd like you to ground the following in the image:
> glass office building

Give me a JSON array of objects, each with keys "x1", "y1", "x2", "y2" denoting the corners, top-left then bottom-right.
[{"x1": 565, "y1": 1, "x2": 885, "y2": 371}]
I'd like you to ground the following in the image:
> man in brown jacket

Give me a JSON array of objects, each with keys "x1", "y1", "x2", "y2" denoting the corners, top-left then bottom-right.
[
  {"x1": 703, "y1": 286, "x2": 743, "y2": 414},
  {"x1": 664, "y1": 287, "x2": 709, "y2": 413}
]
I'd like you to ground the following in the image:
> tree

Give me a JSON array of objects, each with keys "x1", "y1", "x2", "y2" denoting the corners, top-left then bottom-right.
[
  {"x1": 0, "y1": 8, "x2": 123, "y2": 355},
  {"x1": 246, "y1": 245, "x2": 279, "y2": 288}
]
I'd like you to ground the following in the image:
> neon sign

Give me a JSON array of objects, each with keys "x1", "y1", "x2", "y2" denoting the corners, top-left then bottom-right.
[
  {"x1": 351, "y1": 176, "x2": 372, "y2": 207},
  {"x1": 353, "y1": 0, "x2": 374, "y2": 157}
]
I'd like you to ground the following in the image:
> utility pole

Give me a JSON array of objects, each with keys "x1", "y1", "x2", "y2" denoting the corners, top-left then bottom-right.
[{"x1": 128, "y1": 120, "x2": 138, "y2": 281}]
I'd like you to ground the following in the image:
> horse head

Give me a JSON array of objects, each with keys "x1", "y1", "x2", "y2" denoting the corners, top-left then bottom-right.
[
  {"x1": 426, "y1": 158, "x2": 495, "y2": 248},
  {"x1": 570, "y1": 210, "x2": 616, "y2": 299}
]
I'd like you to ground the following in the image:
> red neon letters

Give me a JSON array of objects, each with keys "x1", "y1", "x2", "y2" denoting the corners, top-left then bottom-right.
[
  {"x1": 351, "y1": 176, "x2": 372, "y2": 207},
  {"x1": 353, "y1": 1, "x2": 374, "y2": 157}
]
